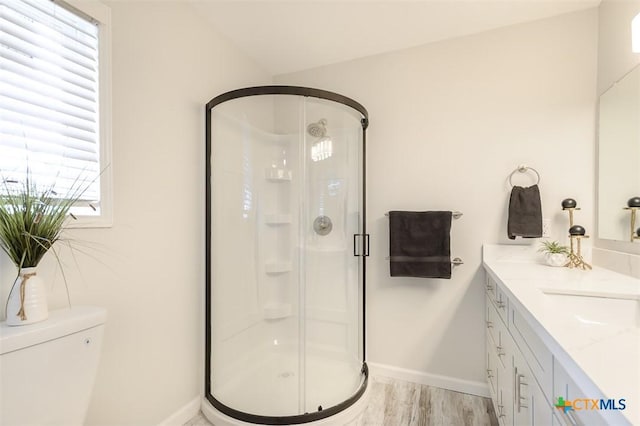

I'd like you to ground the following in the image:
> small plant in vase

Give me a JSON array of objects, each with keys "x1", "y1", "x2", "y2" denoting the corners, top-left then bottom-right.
[
  {"x1": 0, "y1": 173, "x2": 88, "y2": 326},
  {"x1": 538, "y1": 240, "x2": 570, "y2": 267}
]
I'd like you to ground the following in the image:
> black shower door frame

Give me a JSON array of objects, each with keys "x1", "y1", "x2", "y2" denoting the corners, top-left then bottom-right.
[{"x1": 205, "y1": 86, "x2": 369, "y2": 425}]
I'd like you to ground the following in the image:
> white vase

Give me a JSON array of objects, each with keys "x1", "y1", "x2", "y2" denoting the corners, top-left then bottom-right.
[
  {"x1": 544, "y1": 253, "x2": 568, "y2": 267},
  {"x1": 6, "y1": 267, "x2": 48, "y2": 326}
]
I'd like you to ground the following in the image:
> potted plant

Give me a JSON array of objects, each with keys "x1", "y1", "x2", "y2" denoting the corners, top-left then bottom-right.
[
  {"x1": 538, "y1": 240, "x2": 570, "y2": 267},
  {"x1": 0, "y1": 173, "x2": 87, "y2": 326}
]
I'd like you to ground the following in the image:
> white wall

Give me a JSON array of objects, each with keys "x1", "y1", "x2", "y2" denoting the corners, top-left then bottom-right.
[
  {"x1": 594, "y1": 0, "x2": 640, "y2": 264},
  {"x1": 0, "y1": 2, "x2": 270, "y2": 425},
  {"x1": 0, "y1": 3, "x2": 602, "y2": 421},
  {"x1": 277, "y1": 9, "x2": 598, "y2": 389},
  {"x1": 597, "y1": 0, "x2": 640, "y2": 94}
]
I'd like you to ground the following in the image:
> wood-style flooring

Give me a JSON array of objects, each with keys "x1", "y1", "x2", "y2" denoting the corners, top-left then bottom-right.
[{"x1": 185, "y1": 376, "x2": 498, "y2": 426}]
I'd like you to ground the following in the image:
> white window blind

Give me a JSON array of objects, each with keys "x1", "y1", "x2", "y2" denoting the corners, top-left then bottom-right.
[{"x1": 0, "y1": 0, "x2": 100, "y2": 203}]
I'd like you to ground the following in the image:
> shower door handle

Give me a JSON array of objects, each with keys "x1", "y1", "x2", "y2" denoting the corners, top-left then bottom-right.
[
  {"x1": 364, "y1": 234, "x2": 370, "y2": 256},
  {"x1": 353, "y1": 234, "x2": 370, "y2": 257}
]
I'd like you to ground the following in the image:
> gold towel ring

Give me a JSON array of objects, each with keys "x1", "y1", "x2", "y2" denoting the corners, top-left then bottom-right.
[{"x1": 509, "y1": 165, "x2": 540, "y2": 187}]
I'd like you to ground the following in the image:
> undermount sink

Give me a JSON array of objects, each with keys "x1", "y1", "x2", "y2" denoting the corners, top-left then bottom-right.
[{"x1": 540, "y1": 288, "x2": 640, "y2": 330}]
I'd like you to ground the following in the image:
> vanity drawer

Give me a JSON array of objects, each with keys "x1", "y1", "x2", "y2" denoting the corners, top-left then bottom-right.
[
  {"x1": 491, "y1": 305, "x2": 511, "y2": 370},
  {"x1": 485, "y1": 295, "x2": 501, "y2": 343},
  {"x1": 509, "y1": 303, "x2": 553, "y2": 402},
  {"x1": 494, "y1": 283, "x2": 509, "y2": 324},
  {"x1": 486, "y1": 333, "x2": 498, "y2": 397},
  {"x1": 485, "y1": 275, "x2": 498, "y2": 302},
  {"x1": 486, "y1": 274, "x2": 508, "y2": 323}
]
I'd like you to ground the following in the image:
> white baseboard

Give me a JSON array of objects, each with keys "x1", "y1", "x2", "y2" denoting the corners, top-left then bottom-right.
[
  {"x1": 367, "y1": 362, "x2": 490, "y2": 398},
  {"x1": 158, "y1": 396, "x2": 201, "y2": 426}
]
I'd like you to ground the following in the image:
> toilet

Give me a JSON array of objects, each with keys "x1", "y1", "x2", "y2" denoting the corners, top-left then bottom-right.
[{"x1": 1, "y1": 306, "x2": 107, "y2": 426}]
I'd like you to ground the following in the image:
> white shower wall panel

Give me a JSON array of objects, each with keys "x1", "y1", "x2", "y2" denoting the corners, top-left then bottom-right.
[{"x1": 211, "y1": 110, "x2": 300, "y2": 393}]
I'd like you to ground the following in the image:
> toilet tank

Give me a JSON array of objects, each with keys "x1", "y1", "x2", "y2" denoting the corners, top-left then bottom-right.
[{"x1": 0, "y1": 306, "x2": 107, "y2": 426}]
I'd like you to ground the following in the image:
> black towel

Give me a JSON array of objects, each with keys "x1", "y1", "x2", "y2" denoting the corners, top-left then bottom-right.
[
  {"x1": 507, "y1": 185, "x2": 543, "y2": 240},
  {"x1": 388, "y1": 211, "x2": 452, "y2": 279}
]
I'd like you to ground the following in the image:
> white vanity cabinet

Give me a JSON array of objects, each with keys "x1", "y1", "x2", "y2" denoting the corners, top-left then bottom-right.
[
  {"x1": 485, "y1": 275, "x2": 554, "y2": 426},
  {"x1": 485, "y1": 270, "x2": 633, "y2": 426},
  {"x1": 485, "y1": 279, "x2": 513, "y2": 426},
  {"x1": 483, "y1": 245, "x2": 637, "y2": 426}
]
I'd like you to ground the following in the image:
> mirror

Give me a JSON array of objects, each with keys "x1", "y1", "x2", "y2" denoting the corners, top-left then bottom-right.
[{"x1": 598, "y1": 64, "x2": 640, "y2": 242}]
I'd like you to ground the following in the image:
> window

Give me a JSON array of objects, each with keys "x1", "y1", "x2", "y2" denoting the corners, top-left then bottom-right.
[{"x1": 0, "y1": 0, "x2": 112, "y2": 227}]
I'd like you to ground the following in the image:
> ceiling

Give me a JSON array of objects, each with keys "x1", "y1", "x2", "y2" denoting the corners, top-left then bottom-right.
[{"x1": 190, "y1": 0, "x2": 601, "y2": 75}]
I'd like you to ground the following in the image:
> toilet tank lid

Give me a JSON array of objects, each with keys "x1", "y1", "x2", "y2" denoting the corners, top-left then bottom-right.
[{"x1": 0, "y1": 306, "x2": 107, "y2": 355}]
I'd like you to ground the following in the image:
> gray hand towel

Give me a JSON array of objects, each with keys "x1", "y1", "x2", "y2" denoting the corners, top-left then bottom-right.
[
  {"x1": 507, "y1": 184, "x2": 543, "y2": 240},
  {"x1": 389, "y1": 211, "x2": 452, "y2": 279}
]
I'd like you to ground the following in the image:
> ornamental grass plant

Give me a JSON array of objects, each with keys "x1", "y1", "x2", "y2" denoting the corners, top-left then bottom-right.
[{"x1": 0, "y1": 173, "x2": 87, "y2": 270}]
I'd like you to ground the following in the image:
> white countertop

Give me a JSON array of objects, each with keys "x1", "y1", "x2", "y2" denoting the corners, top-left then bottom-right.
[{"x1": 483, "y1": 244, "x2": 640, "y2": 426}]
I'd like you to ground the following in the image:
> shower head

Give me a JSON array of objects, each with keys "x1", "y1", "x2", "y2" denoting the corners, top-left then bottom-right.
[{"x1": 307, "y1": 119, "x2": 327, "y2": 138}]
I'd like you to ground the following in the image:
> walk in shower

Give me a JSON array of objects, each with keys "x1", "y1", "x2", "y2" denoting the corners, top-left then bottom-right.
[{"x1": 204, "y1": 86, "x2": 369, "y2": 424}]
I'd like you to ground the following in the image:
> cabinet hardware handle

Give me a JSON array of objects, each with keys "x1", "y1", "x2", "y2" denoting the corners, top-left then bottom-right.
[
  {"x1": 496, "y1": 300, "x2": 505, "y2": 308},
  {"x1": 497, "y1": 405, "x2": 506, "y2": 418},
  {"x1": 486, "y1": 284, "x2": 494, "y2": 291},
  {"x1": 515, "y1": 372, "x2": 528, "y2": 411},
  {"x1": 515, "y1": 368, "x2": 520, "y2": 412},
  {"x1": 496, "y1": 345, "x2": 505, "y2": 357},
  {"x1": 519, "y1": 394, "x2": 528, "y2": 407},
  {"x1": 486, "y1": 320, "x2": 493, "y2": 328}
]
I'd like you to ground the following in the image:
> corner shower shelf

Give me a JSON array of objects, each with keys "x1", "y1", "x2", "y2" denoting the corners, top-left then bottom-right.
[
  {"x1": 265, "y1": 214, "x2": 292, "y2": 225},
  {"x1": 263, "y1": 303, "x2": 292, "y2": 320},
  {"x1": 265, "y1": 262, "x2": 292, "y2": 274},
  {"x1": 265, "y1": 168, "x2": 292, "y2": 181}
]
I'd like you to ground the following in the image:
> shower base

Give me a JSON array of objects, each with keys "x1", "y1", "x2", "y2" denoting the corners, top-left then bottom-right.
[
  {"x1": 201, "y1": 389, "x2": 369, "y2": 426},
  {"x1": 202, "y1": 349, "x2": 368, "y2": 425}
]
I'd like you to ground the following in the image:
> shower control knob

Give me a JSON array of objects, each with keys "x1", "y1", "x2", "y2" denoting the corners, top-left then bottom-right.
[{"x1": 313, "y1": 216, "x2": 333, "y2": 236}]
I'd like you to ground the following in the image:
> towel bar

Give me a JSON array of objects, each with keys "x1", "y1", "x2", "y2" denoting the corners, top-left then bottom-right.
[
  {"x1": 384, "y1": 256, "x2": 464, "y2": 265},
  {"x1": 385, "y1": 211, "x2": 463, "y2": 219}
]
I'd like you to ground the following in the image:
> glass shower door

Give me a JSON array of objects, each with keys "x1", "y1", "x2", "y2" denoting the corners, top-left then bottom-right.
[
  {"x1": 209, "y1": 94, "x2": 303, "y2": 417},
  {"x1": 206, "y1": 87, "x2": 368, "y2": 424},
  {"x1": 301, "y1": 97, "x2": 365, "y2": 413}
]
